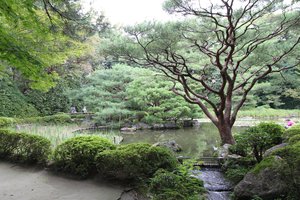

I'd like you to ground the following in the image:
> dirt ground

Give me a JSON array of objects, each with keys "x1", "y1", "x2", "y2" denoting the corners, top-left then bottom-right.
[{"x1": 0, "y1": 161, "x2": 124, "y2": 200}]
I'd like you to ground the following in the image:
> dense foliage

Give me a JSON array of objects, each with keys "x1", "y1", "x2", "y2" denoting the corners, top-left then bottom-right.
[
  {"x1": 230, "y1": 122, "x2": 284, "y2": 162},
  {"x1": 149, "y1": 169, "x2": 206, "y2": 200},
  {"x1": 69, "y1": 64, "x2": 202, "y2": 125},
  {"x1": 0, "y1": 79, "x2": 39, "y2": 117},
  {"x1": 95, "y1": 143, "x2": 178, "y2": 180},
  {"x1": 53, "y1": 136, "x2": 116, "y2": 178},
  {"x1": 0, "y1": 129, "x2": 51, "y2": 164}
]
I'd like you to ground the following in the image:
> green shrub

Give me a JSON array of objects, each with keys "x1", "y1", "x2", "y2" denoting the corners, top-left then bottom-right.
[
  {"x1": 95, "y1": 143, "x2": 178, "y2": 180},
  {"x1": 257, "y1": 122, "x2": 284, "y2": 144},
  {"x1": 288, "y1": 134, "x2": 300, "y2": 144},
  {"x1": 284, "y1": 127, "x2": 300, "y2": 139},
  {"x1": 0, "y1": 129, "x2": 51, "y2": 164},
  {"x1": 0, "y1": 117, "x2": 16, "y2": 127},
  {"x1": 23, "y1": 113, "x2": 72, "y2": 124},
  {"x1": 231, "y1": 122, "x2": 284, "y2": 162},
  {"x1": 225, "y1": 167, "x2": 250, "y2": 184},
  {"x1": 149, "y1": 169, "x2": 205, "y2": 200},
  {"x1": 53, "y1": 136, "x2": 115, "y2": 178},
  {"x1": 223, "y1": 157, "x2": 255, "y2": 184},
  {"x1": 0, "y1": 79, "x2": 40, "y2": 117}
]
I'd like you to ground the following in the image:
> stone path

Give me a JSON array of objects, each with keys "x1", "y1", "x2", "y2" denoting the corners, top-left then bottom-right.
[{"x1": 0, "y1": 161, "x2": 124, "y2": 200}]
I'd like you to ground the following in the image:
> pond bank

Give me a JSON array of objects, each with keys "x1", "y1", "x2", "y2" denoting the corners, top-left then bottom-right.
[{"x1": 0, "y1": 161, "x2": 124, "y2": 200}]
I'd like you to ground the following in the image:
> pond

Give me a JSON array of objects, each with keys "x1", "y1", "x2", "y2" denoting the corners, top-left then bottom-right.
[{"x1": 81, "y1": 123, "x2": 246, "y2": 158}]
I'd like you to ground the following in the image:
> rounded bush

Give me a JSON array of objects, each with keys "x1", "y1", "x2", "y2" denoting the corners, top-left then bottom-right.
[
  {"x1": 95, "y1": 143, "x2": 178, "y2": 180},
  {"x1": 257, "y1": 122, "x2": 284, "y2": 145},
  {"x1": 289, "y1": 134, "x2": 300, "y2": 144},
  {"x1": 149, "y1": 169, "x2": 205, "y2": 200},
  {"x1": 0, "y1": 129, "x2": 51, "y2": 164},
  {"x1": 284, "y1": 127, "x2": 300, "y2": 139},
  {"x1": 0, "y1": 117, "x2": 16, "y2": 128},
  {"x1": 53, "y1": 136, "x2": 116, "y2": 178}
]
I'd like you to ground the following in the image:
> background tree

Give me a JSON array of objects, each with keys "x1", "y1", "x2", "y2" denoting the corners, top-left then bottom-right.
[
  {"x1": 127, "y1": 71, "x2": 201, "y2": 124},
  {"x1": 100, "y1": 0, "x2": 300, "y2": 144}
]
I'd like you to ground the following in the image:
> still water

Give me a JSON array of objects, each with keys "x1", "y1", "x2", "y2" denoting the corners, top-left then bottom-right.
[{"x1": 82, "y1": 123, "x2": 245, "y2": 158}]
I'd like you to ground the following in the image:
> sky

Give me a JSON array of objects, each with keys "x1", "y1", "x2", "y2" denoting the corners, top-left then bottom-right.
[{"x1": 82, "y1": 0, "x2": 176, "y2": 26}]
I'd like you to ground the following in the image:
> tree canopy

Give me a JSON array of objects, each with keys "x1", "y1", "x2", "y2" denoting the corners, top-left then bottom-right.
[{"x1": 99, "y1": 0, "x2": 300, "y2": 144}]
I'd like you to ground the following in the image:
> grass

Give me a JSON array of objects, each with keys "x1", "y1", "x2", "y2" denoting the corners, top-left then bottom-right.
[
  {"x1": 237, "y1": 108, "x2": 300, "y2": 118},
  {"x1": 9, "y1": 124, "x2": 120, "y2": 147}
]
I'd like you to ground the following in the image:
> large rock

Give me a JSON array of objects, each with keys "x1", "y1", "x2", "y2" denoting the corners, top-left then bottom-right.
[
  {"x1": 152, "y1": 124, "x2": 165, "y2": 130},
  {"x1": 135, "y1": 122, "x2": 151, "y2": 130},
  {"x1": 152, "y1": 140, "x2": 182, "y2": 152},
  {"x1": 234, "y1": 157, "x2": 288, "y2": 200},
  {"x1": 263, "y1": 143, "x2": 288, "y2": 157},
  {"x1": 163, "y1": 122, "x2": 180, "y2": 129}
]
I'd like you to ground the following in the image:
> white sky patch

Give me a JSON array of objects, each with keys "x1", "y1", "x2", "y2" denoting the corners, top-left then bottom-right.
[{"x1": 81, "y1": 0, "x2": 176, "y2": 26}]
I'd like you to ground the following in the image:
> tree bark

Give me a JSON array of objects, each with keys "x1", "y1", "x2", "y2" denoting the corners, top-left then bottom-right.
[{"x1": 217, "y1": 119, "x2": 235, "y2": 145}]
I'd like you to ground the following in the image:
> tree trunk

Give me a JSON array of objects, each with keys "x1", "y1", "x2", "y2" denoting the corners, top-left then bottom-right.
[{"x1": 217, "y1": 120, "x2": 235, "y2": 145}]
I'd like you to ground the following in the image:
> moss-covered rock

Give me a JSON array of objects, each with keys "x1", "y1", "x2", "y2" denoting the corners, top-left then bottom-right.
[
  {"x1": 234, "y1": 156, "x2": 288, "y2": 200},
  {"x1": 234, "y1": 142, "x2": 300, "y2": 199}
]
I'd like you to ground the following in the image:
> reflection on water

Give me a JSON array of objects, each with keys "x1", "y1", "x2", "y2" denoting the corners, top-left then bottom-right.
[{"x1": 81, "y1": 123, "x2": 245, "y2": 158}]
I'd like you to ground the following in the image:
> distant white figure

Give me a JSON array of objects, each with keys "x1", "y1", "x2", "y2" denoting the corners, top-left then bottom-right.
[
  {"x1": 82, "y1": 106, "x2": 87, "y2": 113},
  {"x1": 70, "y1": 106, "x2": 77, "y2": 113}
]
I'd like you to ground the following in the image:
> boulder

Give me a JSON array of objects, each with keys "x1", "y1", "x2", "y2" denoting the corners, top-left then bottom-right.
[
  {"x1": 152, "y1": 124, "x2": 165, "y2": 130},
  {"x1": 163, "y1": 122, "x2": 180, "y2": 129},
  {"x1": 152, "y1": 140, "x2": 182, "y2": 152},
  {"x1": 263, "y1": 143, "x2": 288, "y2": 157},
  {"x1": 183, "y1": 120, "x2": 194, "y2": 127},
  {"x1": 135, "y1": 122, "x2": 151, "y2": 130},
  {"x1": 234, "y1": 157, "x2": 288, "y2": 200}
]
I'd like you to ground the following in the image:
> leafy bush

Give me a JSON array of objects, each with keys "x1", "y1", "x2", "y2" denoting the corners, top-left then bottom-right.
[
  {"x1": 0, "y1": 117, "x2": 17, "y2": 128},
  {"x1": 231, "y1": 122, "x2": 284, "y2": 162},
  {"x1": 0, "y1": 79, "x2": 39, "y2": 117},
  {"x1": 53, "y1": 136, "x2": 115, "y2": 178},
  {"x1": 149, "y1": 169, "x2": 205, "y2": 200},
  {"x1": 225, "y1": 167, "x2": 250, "y2": 184},
  {"x1": 95, "y1": 143, "x2": 178, "y2": 180},
  {"x1": 288, "y1": 134, "x2": 300, "y2": 144},
  {"x1": 0, "y1": 129, "x2": 51, "y2": 164},
  {"x1": 23, "y1": 113, "x2": 72, "y2": 124},
  {"x1": 284, "y1": 127, "x2": 300, "y2": 139},
  {"x1": 223, "y1": 157, "x2": 256, "y2": 184},
  {"x1": 256, "y1": 122, "x2": 284, "y2": 144}
]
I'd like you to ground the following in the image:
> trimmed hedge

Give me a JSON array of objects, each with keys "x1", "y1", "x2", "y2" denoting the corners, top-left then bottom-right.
[
  {"x1": 0, "y1": 129, "x2": 51, "y2": 164},
  {"x1": 22, "y1": 113, "x2": 72, "y2": 124},
  {"x1": 53, "y1": 136, "x2": 116, "y2": 178},
  {"x1": 149, "y1": 169, "x2": 205, "y2": 200},
  {"x1": 0, "y1": 117, "x2": 17, "y2": 128},
  {"x1": 95, "y1": 143, "x2": 178, "y2": 180}
]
